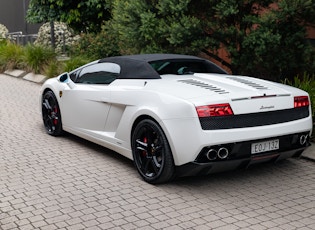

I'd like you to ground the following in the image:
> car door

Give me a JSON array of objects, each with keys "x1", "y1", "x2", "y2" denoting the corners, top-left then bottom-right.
[{"x1": 61, "y1": 62, "x2": 120, "y2": 133}]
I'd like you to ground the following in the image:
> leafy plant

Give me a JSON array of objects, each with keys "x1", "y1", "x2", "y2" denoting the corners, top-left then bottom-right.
[
  {"x1": 0, "y1": 39, "x2": 7, "y2": 72},
  {"x1": 27, "y1": 0, "x2": 113, "y2": 33},
  {"x1": 23, "y1": 44, "x2": 57, "y2": 74},
  {"x1": 0, "y1": 23, "x2": 9, "y2": 38},
  {"x1": 284, "y1": 72, "x2": 315, "y2": 119},
  {"x1": 35, "y1": 22, "x2": 80, "y2": 54},
  {"x1": 63, "y1": 56, "x2": 91, "y2": 73},
  {"x1": 0, "y1": 41, "x2": 25, "y2": 70},
  {"x1": 110, "y1": 0, "x2": 315, "y2": 80},
  {"x1": 44, "y1": 60, "x2": 64, "y2": 78},
  {"x1": 70, "y1": 25, "x2": 120, "y2": 60}
]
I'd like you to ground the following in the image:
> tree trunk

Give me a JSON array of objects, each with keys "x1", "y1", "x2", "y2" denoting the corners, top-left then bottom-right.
[{"x1": 50, "y1": 20, "x2": 55, "y2": 50}]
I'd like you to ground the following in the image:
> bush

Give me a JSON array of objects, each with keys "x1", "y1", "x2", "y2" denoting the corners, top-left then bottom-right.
[
  {"x1": 284, "y1": 73, "x2": 315, "y2": 120},
  {"x1": 23, "y1": 44, "x2": 57, "y2": 74},
  {"x1": 63, "y1": 56, "x2": 91, "y2": 73},
  {"x1": 0, "y1": 41, "x2": 24, "y2": 70},
  {"x1": 0, "y1": 39, "x2": 7, "y2": 72},
  {"x1": 70, "y1": 25, "x2": 120, "y2": 60},
  {"x1": 0, "y1": 23, "x2": 8, "y2": 38},
  {"x1": 35, "y1": 22, "x2": 80, "y2": 54},
  {"x1": 44, "y1": 60, "x2": 64, "y2": 78},
  {"x1": 0, "y1": 40, "x2": 91, "y2": 77}
]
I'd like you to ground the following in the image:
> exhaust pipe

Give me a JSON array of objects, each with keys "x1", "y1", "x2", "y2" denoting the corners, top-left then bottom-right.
[
  {"x1": 217, "y1": 147, "x2": 229, "y2": 159},
  {"x1": 300, "y1": 135, "x2": 308, "y2": 145},
  {"x1": 206, "y1": 149, "x2": 217, "y2": 160}
]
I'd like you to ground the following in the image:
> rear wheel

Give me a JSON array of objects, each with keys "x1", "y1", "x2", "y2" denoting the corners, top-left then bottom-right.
[
  {"x1": 42, "y1": 91, "x2": 63, "y2": 136},
  {"x1": 132, "y1": 119, "x2": 175, "y2": 184}
]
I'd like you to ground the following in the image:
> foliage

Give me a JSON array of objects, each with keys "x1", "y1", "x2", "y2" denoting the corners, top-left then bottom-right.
[
  {"x1": 0, "y1": 41, "x2": 25, "y2": 70},
  {"x1": 238, "y1": 0, "x2": 315, "y2": 80},
  {"x1": 35, "y1": 22, "x2": 80, "y2": 54},
  {"x1": 27, "y1": 0, "x2": 113, "y2": 33},
  {"x1": 284, "y1": 73, "x2": 315, "y2": 119},
  {"x1": 0, "y1": 40, "x2": 8, "y2": 72},
  {"x1": 63, "y1": 56, "x2": 91, "y2": 73},
  {"x1": 23, "y1": 44, "x2": 57, "y2": 74},
  {"x1": 43, "y1": 56, "x2": 92, "y2": 78},
  {"x1": 44, "y1": 60, "x2": 63, "y2": 78},
  {"x1": 0, "y1": 23, "x2": 9, "y2": 38},
  {"x1": 111, "y1": 0, "x2": 204, "y2": 54},
  {"x1": 0, "y1": 41, "x2": 91, "y2": 77},
  {"x1": 110, "y1": 0, "x2": 315, "y2": 80},
  {"x1": 70, "y1": 24, "x2": 120, "y2": 60}
]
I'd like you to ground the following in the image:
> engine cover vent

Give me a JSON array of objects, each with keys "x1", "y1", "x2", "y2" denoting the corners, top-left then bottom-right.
[
  {"x1": 228, "y1": 77, "x2": 269, "y2": 90},
  {"x1": 178, "y1": 79, "x2": 229, "y2": 94}
]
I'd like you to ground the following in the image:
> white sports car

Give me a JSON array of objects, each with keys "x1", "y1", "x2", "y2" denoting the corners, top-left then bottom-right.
[{"x1": 40, "y1": 54, "x2": 313, "y2": 184}]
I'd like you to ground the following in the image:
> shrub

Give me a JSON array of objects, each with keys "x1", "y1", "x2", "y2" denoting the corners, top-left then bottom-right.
[
  {"x1": 44, "y1": 60, "x2": 64, "y2": 78},
  {"x1": 0, "y1": 41, "x2": 24, "y2": 70},
  {"x1": 23, "y1": 44, "x2": 57, "y2": 74},
  {"x1": 0, "y1": 23, "x2": 8, "y2": 38},
  {"x1": 63, "y1": 56, "x2": 91, "y2": 73},
  {"x1": 284, "y1": 73, "x2": 315, "y2": 120},
  {"x1": 0, "y1": 39, "x2": 7, "y2": 71},
  {"x1": 35, "y1": 22, "x2": 80, "y2": 54},
  {"x1": 70, "y1": 25, "x2": 120, "y2": 60}
]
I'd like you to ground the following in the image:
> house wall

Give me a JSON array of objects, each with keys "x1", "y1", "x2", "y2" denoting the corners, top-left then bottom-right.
[{"x1": 0, "y1": 0, "x2": 41, "y2": 34}]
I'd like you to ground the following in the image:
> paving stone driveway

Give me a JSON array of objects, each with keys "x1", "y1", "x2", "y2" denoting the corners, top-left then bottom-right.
[{"x1": 0, "y1": 74, "x2": 315, "y2": 230}]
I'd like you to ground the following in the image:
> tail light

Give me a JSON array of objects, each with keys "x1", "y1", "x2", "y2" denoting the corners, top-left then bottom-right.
[
  {"x1": 196, "y1": 103, "x2": 234, "y2": 117},
  {"x1": 294, "y1": 96, "x2": 310, "y2": 108}
]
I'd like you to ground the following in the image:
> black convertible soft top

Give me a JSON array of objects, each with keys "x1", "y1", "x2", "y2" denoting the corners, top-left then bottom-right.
[{"x1": 99, "y1": 54, "x2": 227, "y2": 79}]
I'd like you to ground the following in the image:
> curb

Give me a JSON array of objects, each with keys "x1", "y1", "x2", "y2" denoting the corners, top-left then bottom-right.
[
  {"x1": 4, "y1": 69, "x2": 47, "y2": 84},
  {"x1": 4, "y1": 69, "x2": 27, "y2": 78}
]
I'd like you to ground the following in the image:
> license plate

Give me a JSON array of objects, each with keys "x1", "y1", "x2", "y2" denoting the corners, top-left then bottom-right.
[{"x1": 251, "y1": 139, "x2": 279, "y2": 154}]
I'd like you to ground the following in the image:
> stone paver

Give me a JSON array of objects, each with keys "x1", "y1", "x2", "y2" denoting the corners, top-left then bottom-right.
[{"x1": 0, "y1": 74, "x2": 315, "y2": 229}]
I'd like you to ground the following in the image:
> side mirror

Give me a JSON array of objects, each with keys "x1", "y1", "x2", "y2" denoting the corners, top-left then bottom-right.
[
  {"x1": 58, "y1": 72, "x2": 70, "y2": 83},
  {"x1": 57, "y1": 72, "x2": 76, "y2": 89}
]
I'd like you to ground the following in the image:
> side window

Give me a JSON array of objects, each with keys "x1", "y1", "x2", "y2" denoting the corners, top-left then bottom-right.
[
  {"x1": 70, "y1": 69, "x2": 81, "y2": 82},
  {"x1": 76, "y1": 63, "x2": 120, "y2": 84}
]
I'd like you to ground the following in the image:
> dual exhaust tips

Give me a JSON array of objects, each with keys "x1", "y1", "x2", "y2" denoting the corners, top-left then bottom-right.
[
  {"x1": 206, "y1": 147, "x2": 229, "y2": 161},
  {"x1": 300, "y1": 134, "x2": 309, "y2": 145}
]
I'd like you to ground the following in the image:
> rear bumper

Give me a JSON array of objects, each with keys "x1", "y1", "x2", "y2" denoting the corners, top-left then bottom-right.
[{"x1": 176, "y1": 133, "x2": 311, "y2": 177}]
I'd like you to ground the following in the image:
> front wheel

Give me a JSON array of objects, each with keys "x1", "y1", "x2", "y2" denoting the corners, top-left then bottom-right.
[
  {"x1": 42, "y1": 90, "x2": 63, "y2": 136},
  {"x1": 132, "y1": 119, "x2": 175, "y2": 184}
]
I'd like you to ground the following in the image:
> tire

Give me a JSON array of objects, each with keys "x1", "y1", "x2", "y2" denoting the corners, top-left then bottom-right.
[
  {"x1": 132, "y1": 119, "x2": 175, "y2": 184},
  {"x1": 42, "y1": 90, "x2": 63, "y2": 136}
]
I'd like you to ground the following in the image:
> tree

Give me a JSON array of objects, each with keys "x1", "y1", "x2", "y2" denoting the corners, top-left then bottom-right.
[
  {"x1": 232, "y1": 0, "x2": 315, "y2": 80},
  {"x1": 27, "y1": 0, "x2": 113, "y2": 33},
  {"x1": 111, "y1": 0, "x2": 315, "y2": 80},
  {"x1": 111, "y1": 0, "x2": 205, "y2": 54}
]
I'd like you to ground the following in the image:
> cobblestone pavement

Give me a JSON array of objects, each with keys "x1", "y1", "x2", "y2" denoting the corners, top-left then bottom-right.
[{"x1": 0, "y1": 74, "x2": 315, "y2": 230}]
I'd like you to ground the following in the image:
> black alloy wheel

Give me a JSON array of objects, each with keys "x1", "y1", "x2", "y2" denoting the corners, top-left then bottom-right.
[
  {"x1": 42, "y1": 91, "x2": 63, "y2": 136},
  {"x1": 132, "y1": 119, "x2": 175, "y2": 184}
]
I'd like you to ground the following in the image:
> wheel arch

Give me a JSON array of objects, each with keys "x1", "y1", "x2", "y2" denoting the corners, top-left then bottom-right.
[
  {"x1": 41, "y1": 88, "x2": 64, "y2": 136},
  {"x1": 130, "y1": 115, "x2": 176, "y2": 183},
  {"x1": 130, "y1": 115, "x2": 176, "y2": 164},
  {"x1": 131, "y1": 115, "x2": 158, "y2": 144},
  {"x1": 40, "y1": 87, "x2": 62, "y2": 113}
]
